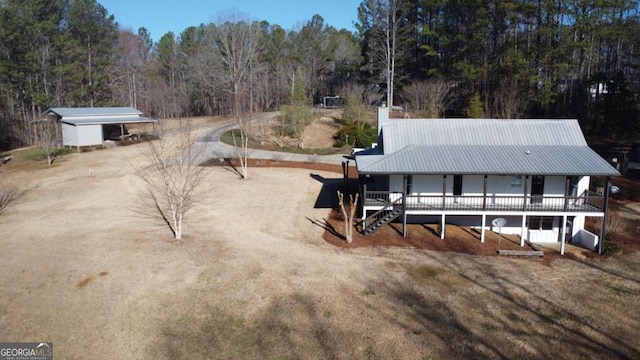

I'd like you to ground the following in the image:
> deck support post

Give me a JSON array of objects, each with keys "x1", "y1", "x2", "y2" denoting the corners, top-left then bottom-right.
[
  {"x1": 402, "y1": 175, "x2": 407, "y2": 238},
  {"x1": 561, "y1": 215, "x2": 567, "y2": 255},
  {"x1": 520, "y1": 215, "x2": 526, "y2": 246},
  {"x1": 440, "y1": 214, "x2": 446, "y2": 239},
  {"x1": 481, "y1": 214, "x2": 486, "y2": 243},
  {"x1": 598, "y1": 176, "x2": 611, "y2": 254},
  {"x1": 403, "y1": 212, "x2": 407, "y2": 238}
]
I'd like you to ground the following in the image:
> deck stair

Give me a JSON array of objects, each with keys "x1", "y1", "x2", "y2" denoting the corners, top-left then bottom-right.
[{"x1": 362, "y1": 197, "x2": 404, "y2": 234}]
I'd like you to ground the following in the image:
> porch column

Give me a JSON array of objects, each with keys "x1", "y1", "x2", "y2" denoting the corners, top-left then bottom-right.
[
  {"x1": 520, "y1": 215, "x2": 526, "y2": 246},
  {"x1": 522, "y1": 176, "x2": 529, "y2": 211},
  {"x1": 564, "y1": 177, "x2": 571, "y2": 211},
  {"x1": 402, "y1": 175, "x2": 407, "y2": 238},
  {"x1": 481, "y1": 214, "x2": 486, "y2": 243},
  {"x1": 442, "y1": 175, "x2": 447, "y2": 209},
  {"x1": 561, "y1": 215, "x2": 567, "y2": 255},
  {"x1": 362, "y1": 181, "x2": 367, "y2": 204},
  {"x1": 598, "y1": 176, "x2": 611, "y2": 254},
  {"x1": 482, "y1": 175, "x2": 488, "y2": 210},
  {"x1": 440, "y1": 214, "x2": 446, "y2": 239},
  {"x1": 361, "y1": 180, "x2": 368, "y2": 222}
]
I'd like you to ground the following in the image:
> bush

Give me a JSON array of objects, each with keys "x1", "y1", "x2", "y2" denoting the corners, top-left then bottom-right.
[
  {"x1": 0, "y1": 185, "x2": 17, "y2": 214},
  {"x1": 467, "y1": 92, "x2": 485, "y2": 118},
  {"x1": 597, "y1": 211, "x2": 634, "y2": 256},
  {"x1": 52, "y1": 148, "x2": 73, "y2": 157},
  {"x1": 334, "y1": 121, "x2": 377, "y2": 148},
  {"x1": 278, "y1": 104, "x2": 313, "y2": 139}
]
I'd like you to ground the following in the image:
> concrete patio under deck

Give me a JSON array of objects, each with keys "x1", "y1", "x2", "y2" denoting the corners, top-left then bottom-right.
[{"x1": 532, "y1": 242, "x2": 592, "y2": 257}]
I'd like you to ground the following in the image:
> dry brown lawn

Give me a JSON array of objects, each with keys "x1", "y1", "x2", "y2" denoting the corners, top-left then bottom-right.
[{"x1": 1, "y1": 138, "x2": 640, "y2": 359}]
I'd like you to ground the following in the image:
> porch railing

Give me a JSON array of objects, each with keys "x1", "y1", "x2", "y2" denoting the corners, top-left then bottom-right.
[{"x1": 363, "y1": 191, "x2": 605, "y2": 213}]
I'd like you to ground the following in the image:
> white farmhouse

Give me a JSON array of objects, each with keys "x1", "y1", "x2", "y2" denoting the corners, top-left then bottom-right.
[{"x1": 355, "y1": 106, "x2": 620, "y2": 254}]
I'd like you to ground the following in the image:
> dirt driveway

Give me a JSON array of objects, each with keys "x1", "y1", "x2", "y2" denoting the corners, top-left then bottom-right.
[{"x1": 0, "y1": 143, "x2": 639, "y2": 359}]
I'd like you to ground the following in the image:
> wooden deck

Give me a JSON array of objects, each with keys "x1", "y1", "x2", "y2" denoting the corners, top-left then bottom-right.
[{"x1": 364, "y1": 191, "x2": 605, "y2": 214}]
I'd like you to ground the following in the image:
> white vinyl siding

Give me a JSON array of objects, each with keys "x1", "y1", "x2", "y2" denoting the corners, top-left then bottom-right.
[
  {"x1": 61, "y1": 123, "x2": 77, "y2": 147},
  {"x1": 76, "y1": 125, "x2": 103, "y2": 146}
]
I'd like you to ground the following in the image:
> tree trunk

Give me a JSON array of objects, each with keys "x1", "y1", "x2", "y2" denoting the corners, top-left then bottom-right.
[{"x1": 338, "y1": 191, "x2": 359, "y2": 243}]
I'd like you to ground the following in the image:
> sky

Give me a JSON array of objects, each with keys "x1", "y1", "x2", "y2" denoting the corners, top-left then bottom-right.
[{"x1": 100, "y1": 0, "x2": 363, "y2": 42}]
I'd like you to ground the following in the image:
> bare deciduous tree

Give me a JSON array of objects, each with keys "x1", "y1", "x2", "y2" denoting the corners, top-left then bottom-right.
[
  {"x1": 337, "y1": 190, "x2": 359, "y2": 243},
  {"x1": 33, "y1": 119, "x2": 62, "y2": 166},
  {"x1": 193, "y1": 13, "x2": 263, "y2": 179},
  {"x1": 491, "y1": 80, "x2": 527, "y2": 119},
  {"x1": 360, "y1": 0, "x2": 410, "y2": 108},
  {"x1": 9, "y1": 120, "x2": 34, "y2": 147},
  {"x1": 402, "y1": 79, "x2": 455, "y2": 118},
  {"x1": 137, "y1": 120, "x2": 205, "y2": 240},
  {"x1": 339, "y1": 84, "x2": 369, "y2": 127}
]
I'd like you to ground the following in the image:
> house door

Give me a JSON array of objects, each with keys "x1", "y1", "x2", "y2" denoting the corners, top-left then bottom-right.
[
  {"x1": 565, "y1": 217, "x2": 574, "y2": 243},
  {"x1": 531, "y1": 176, "x2": 545, "y2": 204},
  {"x1": 453, "y1": 175, "x2": 463, "y2": 196}
]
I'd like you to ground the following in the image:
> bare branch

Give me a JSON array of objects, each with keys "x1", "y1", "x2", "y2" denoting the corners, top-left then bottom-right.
[
  {"x1": 402, "y1": 79, "x2": 455, "y2": 118},
  {"x1": 136, "y1": 119, "x2": 206, "y2": 240}
]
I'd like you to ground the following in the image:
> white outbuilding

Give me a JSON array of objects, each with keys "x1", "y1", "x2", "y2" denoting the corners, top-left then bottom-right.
[{"x1": 43, "y1": 107, "x2": 156, "y2": 149}]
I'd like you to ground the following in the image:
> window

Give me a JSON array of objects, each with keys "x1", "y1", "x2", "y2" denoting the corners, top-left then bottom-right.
[
  {"x1": 529, "y1": 216, "x2": 554, "y2": 230},
  {"x1": 511, "y1": 175, "x2": 522, "y2": 186},
  {"x1": 405, "y1": 175, "x2": 413, "y2": 194},
  {"x1": 453, "y1": 175, "x2": 463, "y2": 196}
]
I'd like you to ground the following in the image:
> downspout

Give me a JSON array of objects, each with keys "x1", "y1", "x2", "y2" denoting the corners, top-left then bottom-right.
[{"x1": 598, "y1": 177, "x2": 611, "y2": 254}]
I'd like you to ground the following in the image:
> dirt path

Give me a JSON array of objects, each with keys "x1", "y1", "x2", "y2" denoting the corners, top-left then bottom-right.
[{"x1": 0, "y1": 144, "x2": 639, "y2": 359}]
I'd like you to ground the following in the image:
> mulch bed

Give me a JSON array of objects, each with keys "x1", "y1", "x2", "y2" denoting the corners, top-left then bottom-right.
[{"x1": 322, "y1": 208, "x2": 563, "y2": 265}]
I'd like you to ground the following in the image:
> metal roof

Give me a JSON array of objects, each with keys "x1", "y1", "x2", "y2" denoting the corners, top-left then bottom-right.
[
  {"x1": 44, "y1": 107, "x2": 142, "y2": 117},
  {"x1": 44, "y1": 107, "x2": 155, "y2": 126},
  {"x1": 356, "y1": 118, "x2": 619, "y2": 176},
  {"x1": 60, "y1": 116, "x2": 155, "y2": 126},
  {"x1": 382, "y1": 118, "x2": 587, "y2": 153}
]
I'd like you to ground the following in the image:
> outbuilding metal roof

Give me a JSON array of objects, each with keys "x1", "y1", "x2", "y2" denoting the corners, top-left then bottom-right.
[
  {"x1": 44, "y1": 107, "x2": 142, "y2": 117},
  {"x1": 43, "y1": 107, "x2": 155, "y2": 126},
  {"x1": 58, "y1": 116, "x2": 155, "y2": 126},
  {"x1": 356, "y1": 118, "x2": 619, "y2": 176}
]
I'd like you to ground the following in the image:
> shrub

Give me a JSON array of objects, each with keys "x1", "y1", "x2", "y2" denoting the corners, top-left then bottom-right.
[
  {"x1": 0, "y1": 185, "x2": 17, "y2": 214},
  {"x1": 596, "y1": 211, "x2": 634, "y2": 256},
  {"x1": 467, "y1": 92, "x2": 485, "y2": 118},
  {"x1": 334, "y1": 121, "x2": 377, "y2": 148}
]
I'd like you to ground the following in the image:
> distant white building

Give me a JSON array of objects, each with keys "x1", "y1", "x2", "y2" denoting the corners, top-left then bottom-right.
[{"x1": 43, "y1": 107, "x2": 156, "y2": 149}]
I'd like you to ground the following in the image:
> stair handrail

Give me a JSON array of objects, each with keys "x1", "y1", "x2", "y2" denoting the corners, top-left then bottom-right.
[{"x1": 363, "y1": 195, "x2": 405, "y2": 233}]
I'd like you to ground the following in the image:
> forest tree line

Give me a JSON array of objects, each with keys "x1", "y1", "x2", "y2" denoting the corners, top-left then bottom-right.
[{"x1": 1, "y1": 0, "x2": 639, "y2": 150}]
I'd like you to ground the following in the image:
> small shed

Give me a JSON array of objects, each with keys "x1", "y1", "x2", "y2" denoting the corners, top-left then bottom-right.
[{"x1": 43, "y1": 107, "x2": 156, "y2": 148}]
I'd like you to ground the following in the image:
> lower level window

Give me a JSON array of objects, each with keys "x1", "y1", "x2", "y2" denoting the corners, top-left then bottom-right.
[{"x1": 529, "y1": 216, "x2": 554, "y2": 230}]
